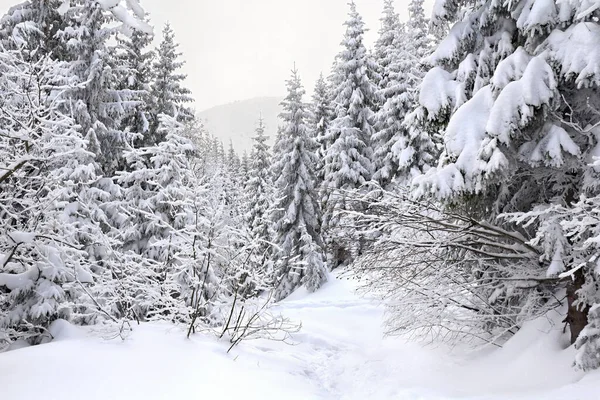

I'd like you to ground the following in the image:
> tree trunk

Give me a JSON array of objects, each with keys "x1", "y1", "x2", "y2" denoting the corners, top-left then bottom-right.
[{"x1": 566, "y1": 267, "x2": 589, "y2": 344}]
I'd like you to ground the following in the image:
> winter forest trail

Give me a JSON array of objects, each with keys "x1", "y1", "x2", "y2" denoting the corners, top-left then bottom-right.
[
  {"x1": 255, "y1": 271, "x2": 595, "y2": 400},
  {"x1": 1, "y1": 270, "x2": 599, "y2": 400}
]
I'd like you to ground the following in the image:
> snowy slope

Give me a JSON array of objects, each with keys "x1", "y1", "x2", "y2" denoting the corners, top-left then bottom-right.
[
  {"x1": 197, "y1": 97, "x2": 282, "y2": 153},
  {"x1": 1, "y1": 270, "x2": 599, "y2": 400}
]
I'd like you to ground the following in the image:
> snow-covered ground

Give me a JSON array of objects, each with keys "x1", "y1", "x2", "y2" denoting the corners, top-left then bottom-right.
[{"x1": 2, "y1": 270, "x2": 599, "y2": 400}]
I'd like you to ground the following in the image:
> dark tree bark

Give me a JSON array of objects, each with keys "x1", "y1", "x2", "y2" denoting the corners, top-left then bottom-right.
[{"x1": 566, "y1": 267, "x2": 589, "y2": 344}]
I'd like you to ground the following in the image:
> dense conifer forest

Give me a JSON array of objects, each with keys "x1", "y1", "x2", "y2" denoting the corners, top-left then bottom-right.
[{"x1": 3, "y1": 2, "x2": 600, "y2": 396}]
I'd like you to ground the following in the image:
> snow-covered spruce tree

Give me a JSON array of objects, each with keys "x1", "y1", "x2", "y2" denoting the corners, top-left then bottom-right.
[
  {"x1": 244, "y1": 117, "x2": 274, "y2": 282},
  {"x1": 373, "y1": 0, "x2": 436, "y2": 186},
  {"x1": 322, "y1": 2, "x2": 378, "y2": 265},
  {"x1": 0, "y1": 47, "x2": 109, "y2": 346},
  {"x1": 224, "y1": 139, "x2": 245, "y2": 210},
  {"x1": 240, "y1": 150, "x2": 250, "y2": 180},
  {"x1": 216, "y1": 139, "x2": 226, "y2": 164},
  {"x1": 149, "y1": 23, "x2": 194, "y2": 143},
  {"x1": 270, "y1": 68, "x2": 327, "y2": 301},
  {"x1": 58, "y1": 0, "x2": 143, "y2": 175},
  {"x1": 49, "y1": 1, "x2": 155, "y2": 320},
  {"x1": 372, "y1": 0, "x2": 404, "y2": 186},
  {"x1": 226, "y1": 140, "x2": 241, "y2": 177},
  {"x1": 116, "y1": 15, "x2": 155, "y2": 148},
  {"x1": 373, "y1": 0, "x2": 402, "y2": 97},
  {"x1": 0, "y1": 0, "x2": 68, "y2": 60},
  {"x1": 406, "y1": 0, "x2": 600, "y2": 351},
  {"x1": 309, "y1": 74, "x2": 334, "y2": 188},
  {"x1": 114, "y1": 114, "x2": 200, "y2": 320}
]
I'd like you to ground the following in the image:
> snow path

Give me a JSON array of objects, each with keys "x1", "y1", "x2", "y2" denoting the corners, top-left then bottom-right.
[
  {"x1": 235, "y1": 271, "x2": 598, "y2": 399},
  {"x1": 1, "y1": 270, "x2": 600, "y2": 399}
]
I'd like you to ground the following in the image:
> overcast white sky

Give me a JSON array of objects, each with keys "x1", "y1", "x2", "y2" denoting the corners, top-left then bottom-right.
[{"x1": 1, "y1": 0, "x2": 433, "y2": 111}]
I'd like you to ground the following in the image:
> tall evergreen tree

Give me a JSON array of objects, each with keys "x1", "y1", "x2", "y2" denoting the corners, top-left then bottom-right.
[
  {"x1": 114, "y1": 114, "x2": 198, "y2": 319},
  {"x1": 59, "y1": 1, "x2": 140, "y2": 175},
  {"x1": 150, "y1": 23, "x2": 194, "y2": 142},
  {"x1": 226, "y1": 140, "x2": 241, "y2": 174},
  {"x1": 309, "y1": 74, "x2": 334, "y2": 187},
  {"x1": 0, "y1": 44, "x2": 107, "y2": 344},
  {"x1": 216, "y1": 140, "x2": 226, "y2": 164},
  {"x1": 321, "y1": 2, "x2": 379, "y2": 265},
  {"x1": 117, "y1": 115, "x2": 195, "y2": 261},
  {"x1": 271, "y1": 68, "x2": 327, "y2": 300},
  {"x1": 244, "y1": 117, "x2": 274, "y2": 277},
  {"x1": 373, "y1": 0, "x2": 435, "y2": 186},
  {"x1": 372, "y1": 0, "x2": 405, "y2": 186},
  {"x1": 0, "y1": 0, "x2": 67, "y2": 60},
  {"x1": 322, "y1": 2, "x2": 378, "y2": 217},
  {"x1": 373, "y1": 0, "x2": 401, "y2": 96},
  {"x1": 117, "y1": 16, "x2": 155, "y2": 147},
  {"x1": 240, "y1": 150, "x2": 250, "y2": 179}
]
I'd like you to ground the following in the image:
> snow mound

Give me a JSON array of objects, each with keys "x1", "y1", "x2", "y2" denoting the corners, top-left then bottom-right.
[{"x1": 48, "y1": 319, "x2": 86, "y2": 342}]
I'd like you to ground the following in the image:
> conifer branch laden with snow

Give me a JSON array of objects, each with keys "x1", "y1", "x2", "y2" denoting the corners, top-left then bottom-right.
[
  {"x1": 354, "y1": 0, "x2": 600, "y2": 369},
  {"x1": 149, "y1": 23, "x2": 194, "y2": 143},
  {"x1": 308, "y1": 74, "x2": 334, "y2": 189},
  {"x1": 270, "y1": 67, "x2": 327, "y2": 300},
  {"x1": 373, "y1": 0, "x2": 437, "y2": 187},
  {"x1": 322, "y1": 2, "x2": 378, "y2": 268},
  {"x1": 244, "y1": 117, "x2": 274, "y2": 284},
  {"x1": 0, "y1": 44, "x2": 105, "y2": 345}
]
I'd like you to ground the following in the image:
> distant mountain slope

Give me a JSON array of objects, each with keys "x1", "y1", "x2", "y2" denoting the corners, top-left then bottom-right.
[{"x1": 197, "y1": 97, "x2": 283, "y2": 154}]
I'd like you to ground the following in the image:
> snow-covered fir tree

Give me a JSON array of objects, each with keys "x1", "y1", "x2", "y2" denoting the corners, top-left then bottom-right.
[
  {"x1": 373, "y1": 0, "x2": 435, "y2": 186},
  {"x1": 117, "y1": 16, "x2": 155, "y2": 148},
  {"x1": 322, "y1": 2, "x2": 378, "y2": 211},
  {"x1": 405, "y1": 0, "x2": 600, "y2": 364},
  {"x1": 116, "y1": 116, "x2": 195, "y2": 260},
  {"x1": 309, "y1": 74, "x2": 334, "y2": 187},
  {"x1": 150, "y1": 23, "x2": 194, "y2": 142},
  {"x1": 244, "y1": 117, "x2": 274, "y2": 280},
  {"x1": 271, "y1": 68, "x2": 327, "y2": 301},
  {"x1": 390, "y1": 0, "x2": 437, "y2": 182},
  {"x1": 0, "y1": 44, "x2": 107, "y2": 345},
  {"x1": 373, "y1": 0, "x2": 401, "y2": 97},
  {"x1": 240, "y1": 150, "x2": 250, "y2": 180},
  {"x1": 216, "y1": 139, "x2": 226, "y2": 164},
  {"x1": 0, "y1": 0, "x2": 67, "y2": 60},
  {"x1": 322, "y1": 2, "x2": 379, "y2": 265},
  {"x1": 226, "y1": 140, "x2": 241, "y2": 175},
  {"x1": 114, "y1": 114, "x2": 198, "y2": 318},
  {"x1": 59, "y1": 1, "x2": 141, "y2": 175},
  {"x1": 372, "y1": 0, "x2": 404, "y2": 186}
]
